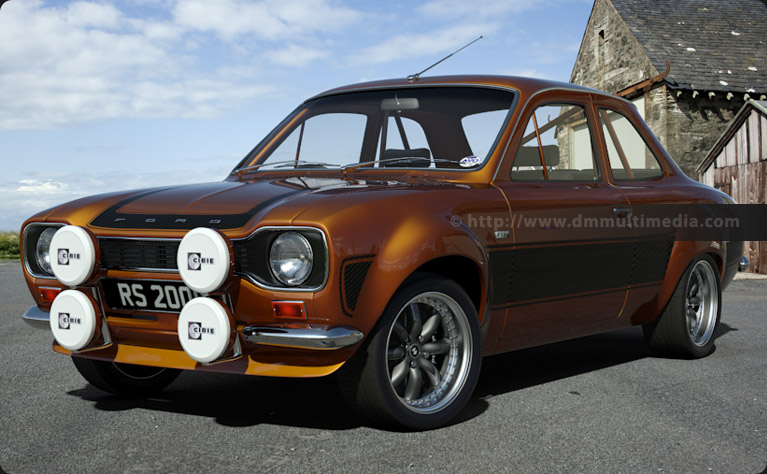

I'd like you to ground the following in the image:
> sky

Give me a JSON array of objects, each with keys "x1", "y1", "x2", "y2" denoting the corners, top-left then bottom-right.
[{"x1": 0, "y1": 0, "x2": 593, "y2": 231}]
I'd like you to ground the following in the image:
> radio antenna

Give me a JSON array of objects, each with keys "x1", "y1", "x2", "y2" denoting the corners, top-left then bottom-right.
[{"x1": 407, "y1": 35, "x2": 483, "y2": 82}]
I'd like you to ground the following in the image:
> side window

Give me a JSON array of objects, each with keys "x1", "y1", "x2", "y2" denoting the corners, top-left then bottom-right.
[
  {"x1": 511, "y1": 104, "x2": 598, "y2": 182},
  {"x1": 599, "y1": 109, "x2": 664, "y2": 180},
  {"x1": 267, "y1": 113, "x2": 367, "y2": 167}
]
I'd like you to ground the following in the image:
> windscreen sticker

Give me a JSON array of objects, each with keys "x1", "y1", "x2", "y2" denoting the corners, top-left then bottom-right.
[{"x1": 459, "y1": 155, "x2": 481, "y2": 168}]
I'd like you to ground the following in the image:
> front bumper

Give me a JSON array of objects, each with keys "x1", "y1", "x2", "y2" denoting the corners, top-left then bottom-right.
[
  {"x1": 21, "y1": 305, "x2": 363, "y2": 351},
  {"x1": 242, "y1": 325, "x2": 364, "y2": 350},
  {"x1": 22, "y1": 306, "x2": 50, "y2": 330}
]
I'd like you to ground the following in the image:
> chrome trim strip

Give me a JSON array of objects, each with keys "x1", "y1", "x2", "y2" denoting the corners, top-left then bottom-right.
[
  {"x1": 22, "y1": 222, "x2": 65, "y2": 280},
  {"x1": 22, "y1": 306, "x2": 50, "y2": 330},
  {"x1": 242, "y1": 325, "x2": 364, "y2": 350}
]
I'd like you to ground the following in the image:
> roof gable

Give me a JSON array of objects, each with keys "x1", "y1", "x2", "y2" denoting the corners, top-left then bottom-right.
[
  {"x1": 697, "y1": 100, "x2": 767, "y2": 174},
  {"x1": 610, "y1": 0, "x2": 767, "y2": 93}
]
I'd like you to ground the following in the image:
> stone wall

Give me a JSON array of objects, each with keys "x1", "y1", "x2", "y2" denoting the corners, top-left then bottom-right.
[
  {"x1": 664, "y1": 89, "x2": 744, "y2": 174},
  {"x1": 570, "y1": 0, "x2": 658, "y2": 95},
  {"x1": 570, "y1": 0, "x2": 744, "y2": 176}
]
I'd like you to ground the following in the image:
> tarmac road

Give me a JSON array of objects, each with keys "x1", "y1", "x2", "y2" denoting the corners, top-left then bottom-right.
[{"x1": 0, "y1": 260, "x2": 765, "y2": 474}]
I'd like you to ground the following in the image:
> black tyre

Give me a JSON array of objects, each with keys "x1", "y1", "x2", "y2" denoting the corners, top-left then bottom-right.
[
  {"x1": 643, "y1": 255, "x2": 721, "y2": 359},
  {"x1": 72, "y1": 357, "x2": 181, "y2": 396},
  {"x1": 338, "y1": 275, "x2": 481, "y2": 430}
]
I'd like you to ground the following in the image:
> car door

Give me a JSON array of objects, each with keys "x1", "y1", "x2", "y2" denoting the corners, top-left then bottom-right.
[
  {"x1": 492, "y1": 99, "x2": 635, "y2": 352},
  {"x1": 594, "y1": 102, "x2": 676, "y2": 325}
]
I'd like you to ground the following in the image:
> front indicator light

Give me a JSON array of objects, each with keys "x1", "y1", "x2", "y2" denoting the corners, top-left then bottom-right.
[
  {"x1": 272, "y1": 301, "x2": 307, "y2": 320},
  {"x1": 40, "y1": 287, "x2": 62, "y2": 304}
]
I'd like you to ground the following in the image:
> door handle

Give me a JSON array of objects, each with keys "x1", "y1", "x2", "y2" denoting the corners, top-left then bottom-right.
[
  {"x1": 613, "y1": 206, "x2": 632, "y2": 228},
  {"x1": 613, "y1": 207, "x2": 631, "y2": 218}
]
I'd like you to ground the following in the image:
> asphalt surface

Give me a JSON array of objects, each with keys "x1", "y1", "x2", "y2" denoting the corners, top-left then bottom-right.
[{"x1": 0, "y1": 260, "x2": 765, "y2": 474}]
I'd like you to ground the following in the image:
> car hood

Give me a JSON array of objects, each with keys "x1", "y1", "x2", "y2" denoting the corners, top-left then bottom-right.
[{"x1": 39, "y1": 177, "x2": 475, "y2": 234}]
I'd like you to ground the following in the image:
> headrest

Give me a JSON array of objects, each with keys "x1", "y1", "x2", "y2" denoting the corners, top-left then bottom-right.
[{"x1": 513, "y1": 145, "x2": 560, "y2": 167}]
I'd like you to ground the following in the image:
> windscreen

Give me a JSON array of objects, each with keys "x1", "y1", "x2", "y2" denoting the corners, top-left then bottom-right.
[{"x1": 237, "y1": 87, "x2": 516, "y2": 172}]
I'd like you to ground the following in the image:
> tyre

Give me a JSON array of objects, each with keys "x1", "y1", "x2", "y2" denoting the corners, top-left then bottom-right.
[
  {"x1": 338, "y1": 274, "x2": 481, "y2": 430},
  {"x1": 643, "y1": 255, "x2": 721, "y2": 359},
  {"x1": 72, "y1": 357, "x2": 181, "y2": 396}
]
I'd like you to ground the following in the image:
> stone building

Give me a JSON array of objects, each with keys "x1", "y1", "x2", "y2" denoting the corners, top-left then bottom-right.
[{"x1": 570, "y1": 0, "x2": 767, "y2": 176}]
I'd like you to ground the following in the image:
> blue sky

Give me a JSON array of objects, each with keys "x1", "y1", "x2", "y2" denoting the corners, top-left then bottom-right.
[{"x1": 0, "y1": 0, "x2": 592, "y2": 231}]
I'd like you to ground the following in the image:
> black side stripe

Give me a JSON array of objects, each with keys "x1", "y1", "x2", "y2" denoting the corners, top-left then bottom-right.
[{"x1": 488, "y1": 238, "x2": 672, "y2": 306}]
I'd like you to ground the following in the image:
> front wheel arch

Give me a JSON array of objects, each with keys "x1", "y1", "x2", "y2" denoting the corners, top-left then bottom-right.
[{"x1": 337, "y1": 273, "x2": 482, "y2": 430}]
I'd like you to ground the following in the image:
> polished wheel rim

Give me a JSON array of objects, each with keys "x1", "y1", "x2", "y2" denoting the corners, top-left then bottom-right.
[
  {"x1": 112, "y1": 363, "x2": 167, "y2": 380},
  {"x1": 385, "y1": 292, "x2": 472, "y2": 414},
  {"x1": 685, "y1": 260, "x2": 718, "y2": 346}
]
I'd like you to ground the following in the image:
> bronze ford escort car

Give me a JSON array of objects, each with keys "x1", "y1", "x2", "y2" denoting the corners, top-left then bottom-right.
[{"x1": 21, "y1": 75, "x2": 743, "y2": 429}]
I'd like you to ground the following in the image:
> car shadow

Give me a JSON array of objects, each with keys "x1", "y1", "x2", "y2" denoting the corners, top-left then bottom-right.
[
  {"x1": 68, "y1": 370, "x2": 366, "y2": 430},
  {"x1": 67, "y1": 323, "x2": 738, "y2": 430},
  {"x1": 475, "y1": 326, "x2": 652, "y2": 399}
]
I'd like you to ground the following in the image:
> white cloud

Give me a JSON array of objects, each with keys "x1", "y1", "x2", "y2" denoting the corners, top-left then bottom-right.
[
  {"x1": 417, "y1": 0, "x2": 539, "y2": 19},
  {"x1": 0, "y1": 1, "x2": 274, "y2": 130},
  {"x1": 264, "y1": 44, "x2": 329, "y2": 67},
  {"x1": 351, "y1": 23, "x2": 496, "y2": 65},
  {"x1": 64, "y1": 1, "x2": 123, "y2": 28},
  {"x1": 172, "y1": 0, "x2": 361, "y2": 41},
  {"x1": 16, "y1": 179, "x2": 70, "y2": 194}
]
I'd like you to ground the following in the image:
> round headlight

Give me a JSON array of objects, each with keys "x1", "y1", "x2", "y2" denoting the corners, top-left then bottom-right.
[
  {"x1": 269, "y1": 232, "x2": 313, "y2": 286},
  {"x1": 35, "y1": 227, "x2": 57, "y2": 275}
]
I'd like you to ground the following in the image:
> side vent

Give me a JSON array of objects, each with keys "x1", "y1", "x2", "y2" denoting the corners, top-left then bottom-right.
[{"x1": 340, "y1": 255, "x2": 375, "y2": 318}]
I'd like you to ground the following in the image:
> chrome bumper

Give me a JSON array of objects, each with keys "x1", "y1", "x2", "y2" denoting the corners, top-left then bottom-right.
[
  {"x1": 242, "y1": 325, "x2": 364, "y2": 350},
  {"x1": 22, "y1": 305, "x2": 363, "y2": 351},
  {"x1": 22, "y1": 306, "x2": 50, "y2": 330},
  {"x1": 738, "y1": 256, "x2": 750, "y2": 272}
]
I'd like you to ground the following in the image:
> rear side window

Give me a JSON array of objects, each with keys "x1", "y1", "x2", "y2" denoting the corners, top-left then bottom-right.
[
  {"x1": 599, "y1": 109, "x2": 664, "y2": 181},
  {"x1": 511, "y1": 104, "x2": 599, "y2": 182}
]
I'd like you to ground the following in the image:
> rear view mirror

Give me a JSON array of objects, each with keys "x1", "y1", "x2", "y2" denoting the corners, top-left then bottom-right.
[{"x1": 381, "y1": 97, "x2": 419, "y2": 111}]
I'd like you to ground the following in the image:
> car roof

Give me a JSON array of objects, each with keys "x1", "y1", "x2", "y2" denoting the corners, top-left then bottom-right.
[{"x1": 307, "y1": 75, "x2": 614, "y2": 102}]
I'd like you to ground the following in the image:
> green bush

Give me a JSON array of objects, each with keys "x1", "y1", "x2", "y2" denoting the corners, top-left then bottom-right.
[{"x1": 0, "y1": 231, "x2": 21, "y2": 259}]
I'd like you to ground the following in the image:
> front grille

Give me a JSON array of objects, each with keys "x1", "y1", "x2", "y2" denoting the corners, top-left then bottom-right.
[{"x1": 99, "y1": 238, "x2": 180, "y2": 272}]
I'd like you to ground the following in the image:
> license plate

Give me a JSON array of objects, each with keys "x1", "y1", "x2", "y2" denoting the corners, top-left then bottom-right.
[{"x1": 102, "y1": 279, "x2": 202, "y2": 312}]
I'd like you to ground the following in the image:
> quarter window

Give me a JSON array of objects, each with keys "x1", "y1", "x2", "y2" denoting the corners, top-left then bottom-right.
[
  {"x1": 599, "y1": 109, "x2": 664, "y2": 180},
  {"x1": 511, "y1": 104, "x2": 598, "y2": 181}
]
